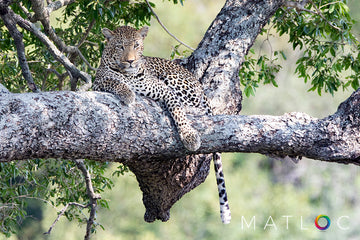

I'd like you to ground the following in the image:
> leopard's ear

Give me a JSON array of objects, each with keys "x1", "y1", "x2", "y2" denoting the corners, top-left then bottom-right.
[
  {"x1": 102, "y1": 28, "x2": 114, "y2": 41},
  {"x1": 139, "y1": 26, "x2": 149, "y2": 39}
]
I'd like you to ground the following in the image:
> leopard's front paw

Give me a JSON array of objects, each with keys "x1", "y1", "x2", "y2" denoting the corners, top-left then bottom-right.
[
  {"x1": 122, "y1": 90, "x2": 135, "y2": 105},
  {"x1": 180, "y1": 128, "x2": 201, "y2": 151}
]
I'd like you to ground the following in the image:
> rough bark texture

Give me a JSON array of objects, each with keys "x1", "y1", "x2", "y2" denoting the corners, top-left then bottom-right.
[
  {"x1": 1, "y1": 88, "x2": 359, "y2": 163},
  {"x1": 183, "y1": 0, "x2": 284, "y2": 115},
  {"x1": 130, "y1": 154, "x2": 213, "y2": 222}
]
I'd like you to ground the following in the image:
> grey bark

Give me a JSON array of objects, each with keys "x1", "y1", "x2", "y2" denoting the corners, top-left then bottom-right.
[
  {"x1": 0, "y1": 89, "x2": 359, "y2": 164},
  {"x1": 182, "y1": 0, "x2": 284, "y2": 115},
  {"x1": 30, "y1": 0, "x2": 77, "y2": 54}
]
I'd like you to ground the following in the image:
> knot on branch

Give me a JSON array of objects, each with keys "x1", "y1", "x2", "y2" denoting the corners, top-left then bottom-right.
[{"x1": 126, "y1": 154, "x2": 213, "y2": 222}]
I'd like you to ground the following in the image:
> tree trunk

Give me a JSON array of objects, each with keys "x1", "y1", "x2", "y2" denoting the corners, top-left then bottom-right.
[{"x1": 183, "y1": 0, "x2": 285, "y2": 115}]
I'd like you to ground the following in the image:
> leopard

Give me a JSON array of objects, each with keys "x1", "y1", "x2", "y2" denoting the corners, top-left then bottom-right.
[{"x1": 93, "y1": 25, "x2": 231, "y2": 224}]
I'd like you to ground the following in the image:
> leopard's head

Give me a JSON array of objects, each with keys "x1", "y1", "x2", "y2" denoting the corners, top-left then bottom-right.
[{"x1": 101, "y1": 26, "x2": 148, "y2": 75}]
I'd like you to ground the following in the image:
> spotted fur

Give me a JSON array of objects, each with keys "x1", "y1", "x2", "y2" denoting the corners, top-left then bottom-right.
[
  {"x1": 93, "y1": 26, "x2": 230, "y2": 223},
  {"x1": 213, "y1": 152, "x2": 231, "y2": 224}
]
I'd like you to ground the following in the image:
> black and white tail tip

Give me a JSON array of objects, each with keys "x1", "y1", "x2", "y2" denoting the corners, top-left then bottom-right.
[{"x1": 213, "y1": 152, "x2": 231, "y2": 224}]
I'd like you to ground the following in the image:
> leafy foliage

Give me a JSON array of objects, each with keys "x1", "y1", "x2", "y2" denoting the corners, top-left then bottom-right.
[
  {"x1": 239, "y1": 48, "x2": 284, "y2": 97},
  {"x1": 170, "y1": 44, "x2": 192, "y2": 59},
  {"x1": 0, "y1": 160, "x2": 115, "y2": 236},
  {"x1": 240, "y1": 0, "x2": 359, "y2": 96}
]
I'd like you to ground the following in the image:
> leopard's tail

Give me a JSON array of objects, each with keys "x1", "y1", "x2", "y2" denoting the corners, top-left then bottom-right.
[{"x1": 213, "y1": 152, "x2": 231, "y2": 224}]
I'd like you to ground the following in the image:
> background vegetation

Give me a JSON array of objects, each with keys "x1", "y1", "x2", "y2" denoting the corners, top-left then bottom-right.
[{"x1": 1, "y1": 0, "x2": 360, "y2": 239}]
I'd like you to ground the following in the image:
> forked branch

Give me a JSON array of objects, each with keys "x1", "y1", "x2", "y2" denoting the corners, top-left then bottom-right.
[
  {"x1": 44, "y1": 202, "x2": 89, "y2": 235},
  {"x1": 44, "y1": 160, "x2": 101, "y2": 239}
]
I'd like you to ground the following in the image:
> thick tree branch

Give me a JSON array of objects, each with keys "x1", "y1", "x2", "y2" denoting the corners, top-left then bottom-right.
[
  {"x1": 46, "y1": 0, "x2": 75, "y2": 14},
  {"x1": 1, "y1": 85, "x2": 359, "y2": 221},
  {"x1": 0, "y1": 88, "x2": 359, "y2": 164}
]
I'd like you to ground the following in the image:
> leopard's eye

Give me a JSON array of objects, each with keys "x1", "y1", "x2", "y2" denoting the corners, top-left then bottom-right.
[
  {"x1": 116, "y1": 45, "x2": 124, "y2": 51},
  {"x1": 134, "y1": 42, "x2": 140, "y2": 48}
]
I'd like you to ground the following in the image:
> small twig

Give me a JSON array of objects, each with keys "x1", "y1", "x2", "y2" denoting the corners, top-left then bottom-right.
[
  {"x1": 83, "y1": 40, "x2": 99, "y2": 47},
  {"x1": 76, "y1": 48, "x2": 97, "y2": 71},
  {"x1": 73, "y1": 159, "x2": 101, "y2": 240},
  {"x1": 0, "y1": 203, "x2": 18, "y2": 210},
  {"x1": 77, "y1": 19, "x2": 96, "y2": 48},
  {"x1": 18, "y1": 2, "x2": 32, "y2": 19},
  {"x1": 46, "y1": 67, "x2": 62, "y2": 78},
  {"x1": 46, "y1": 67, "x2": 69, "y2": 90},
  {"x1": 144, "y1": 0, "x2": 195, "y2": 51},
  {"x1": 69, "y1": 20, "x2": 98, "y2": 71},
  {"x1": 319, "y1": 1, "x2": 343, "y2": 9},
  {"x1": 0, "y1": 4, "x2": 40, "y2": 93},
  {"x1": 73, "y1": 159, "x2": 101, "y2": 201},
  {"x1": 258, "y1": 21, "x2": 276, "y2": 62},
  {"x1": 308, "y1": 0, "x2": 342, "y2": 32},
  {"x1": 284, "y1": 0, "x2": 315, "y2": 14},
  {"x1": 44, "y1": 202, "x2": 89, "y2": 235},
  {"x1": 284, "y1": 0, "x2": 343, "y2": 32},
  {"x1": 14, "y1": 195, "x2": 57, "y2": 210}
]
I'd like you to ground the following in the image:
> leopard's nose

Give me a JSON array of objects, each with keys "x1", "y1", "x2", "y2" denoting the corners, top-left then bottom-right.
[{"x1": 126, "y1": 53, "x2": 136, "y2": 64}]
